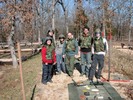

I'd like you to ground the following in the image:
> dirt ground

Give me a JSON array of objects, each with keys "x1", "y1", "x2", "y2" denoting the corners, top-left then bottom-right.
[
  {"x1": 34, "y1": 70, "x2": 86, "y2": 100},
  {"x1": 34, "y1": 69, "x2": 132, "y2": 100},
  {"x1": 34, "y1": 44, "x2": 133, "y2": 100}
]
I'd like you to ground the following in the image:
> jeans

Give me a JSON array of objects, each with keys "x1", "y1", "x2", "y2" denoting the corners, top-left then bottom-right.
[
  {"x1": 56, "y1": 54, "x2": 66, "y2": 73},
  {"x1": 89, "y1": 54, "x2": 104, "y2": 80},
  {"x1": 81, "y1": 52, "x2": 92, "y2": 76},
  {"x1": 42, "y1": 64, "x2": 53, "y2": 83}
]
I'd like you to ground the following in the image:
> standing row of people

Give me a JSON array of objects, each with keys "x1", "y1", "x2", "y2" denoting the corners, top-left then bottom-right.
[{"x1": 41, "y1": 27, "x2": 108, "y2": 85}]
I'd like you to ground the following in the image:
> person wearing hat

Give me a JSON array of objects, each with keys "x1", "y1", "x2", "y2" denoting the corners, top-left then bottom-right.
[
  {"x1": 62, "y1": 32, "x2": 78, "y2": 77},
  {"x1": 89, "y1": 28, "x2": 108, "y2": 84},
  {"x1": 79, "y1": 27, "x2": 93, "y2": 77},
  {"x1": 55, "y1": 34, "x2": 66, "y2": 74},
  {"x1": 41, "y1": 37, "x2": 56, "y2": 85},
  {"x1": 41, "y1": 29, "x2": 55, "y2": 46}
]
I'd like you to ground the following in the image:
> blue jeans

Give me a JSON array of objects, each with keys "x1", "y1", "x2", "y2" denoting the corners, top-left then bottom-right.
[
  {"x1": 42, "y1": 64, "x2": 53, "y2": 84},
  {"x1": 56, "y1": 54, "x2": 66, "y2": 73},
  {"x1": 81, "y1": 52, "x2": 92, "y2": 76},
  {"x1": 89, "y1": 54, "x2": 104, "y2": 80}
]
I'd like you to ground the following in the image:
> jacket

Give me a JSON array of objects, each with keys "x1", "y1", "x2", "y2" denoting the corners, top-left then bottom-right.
[{"x1": 41, "y1": 46, "x2": 56, "y2": 64}]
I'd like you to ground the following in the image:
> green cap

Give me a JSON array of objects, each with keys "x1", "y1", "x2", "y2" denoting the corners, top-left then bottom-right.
[
  {"x1": 59, "y1": 34, "x2": 65, "y2": 39},
  {"x1": 95, "y1": 28, "x2": 101, "y2": 34}
]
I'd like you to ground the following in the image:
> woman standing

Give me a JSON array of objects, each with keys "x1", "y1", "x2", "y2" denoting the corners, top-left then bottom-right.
[{"x1": 41, "y1": 37, "x2": 56, "y2": 85}]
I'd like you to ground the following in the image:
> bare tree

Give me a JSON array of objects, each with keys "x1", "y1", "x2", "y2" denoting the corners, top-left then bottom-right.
[
  {"x1": 0, "y1": 0, "x2": 35, "y2": 68},
  {"x1": 128, "y1": 0, "x2": 133, "y2": 45},
  {"x1": 57, "y1": 0, "x2": 69, "y2": 33},
  {"x1": 74, "y1": 0, "x2": 89, "y2": 38}
]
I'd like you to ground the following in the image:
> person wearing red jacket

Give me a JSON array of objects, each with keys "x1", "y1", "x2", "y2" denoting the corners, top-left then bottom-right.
[{"x1": 41, "y1": 37, "x2": 56, "y2": 85}]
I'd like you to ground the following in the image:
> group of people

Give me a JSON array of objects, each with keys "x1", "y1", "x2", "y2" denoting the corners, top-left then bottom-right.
[{"x1": 41, "y1": 27, "x2": 108, "y2": 85}]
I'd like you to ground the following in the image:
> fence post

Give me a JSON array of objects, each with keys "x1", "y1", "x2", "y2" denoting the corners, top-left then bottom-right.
[{"x1": 17, "y1": 42, "x2": 26, "y2": 100}]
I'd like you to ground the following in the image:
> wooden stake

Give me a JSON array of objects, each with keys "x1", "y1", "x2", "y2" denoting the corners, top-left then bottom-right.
[
  {"x1": 108, "y1": 39, "x2": 111, "y2": 81},
  {"x1": 108, "y1": 31, "x2": 112, "y2": 81},
  {"x1": 17, "y1": 42, "x2": 26, "y2": 100}
]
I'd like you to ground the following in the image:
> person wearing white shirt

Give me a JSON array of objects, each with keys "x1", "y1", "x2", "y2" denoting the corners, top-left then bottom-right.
[{"x1": 89, "y1": 28, "x2": 108, "y2": 84}]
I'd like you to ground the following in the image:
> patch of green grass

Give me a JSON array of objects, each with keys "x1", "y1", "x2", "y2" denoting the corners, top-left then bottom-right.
[{"x1": 0, "y1": 53, "x2": 42, "y2": 100}]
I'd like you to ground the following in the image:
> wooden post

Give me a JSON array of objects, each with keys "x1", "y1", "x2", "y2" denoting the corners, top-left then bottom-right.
[
  {"x1": 108, "y1": 38, "x2": 111, "y2": 81},
  {"x1": 128, "y1": 0, "x2": 133, "y2": 46},
  {"x1": 17, "y1": 42, "x2": 26, "y2": 100},
  {"x1": 108, "y1": 32, "x2": 112, "y2": 81}
]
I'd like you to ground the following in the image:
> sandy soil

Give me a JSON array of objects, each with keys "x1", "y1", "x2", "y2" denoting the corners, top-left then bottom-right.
[
  {"x1": 34, "y1": 70, "x2": 88, "y2": 100},
  {"x1": 34, "y1": 70, "x2": 132, "y2": 100},
  {"x1": 110, "y1": 81, "x2": 133, "y2": 100}
]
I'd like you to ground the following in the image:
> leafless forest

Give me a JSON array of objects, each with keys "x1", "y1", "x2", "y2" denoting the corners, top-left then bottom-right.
[
  {"x1": 0, "y1": 0, "x2": 133, "y2": 67},
  {"x1": 0, "y1": 0, "x2": 133, "y2": 100}
]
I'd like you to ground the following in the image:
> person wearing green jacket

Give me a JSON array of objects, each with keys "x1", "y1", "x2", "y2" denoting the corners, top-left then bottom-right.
[
  {"x1": 89, "y1": 28, "x2": 108, "y2": 84},
  {"x1": 62, "y1": 32, "x2": 78, "y2": 77},
  {"x1": 79, "y1": 27, "x2": 93, "y2": 77}
]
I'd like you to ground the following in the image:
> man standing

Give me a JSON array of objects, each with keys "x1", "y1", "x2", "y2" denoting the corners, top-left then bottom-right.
[
  {"x1": 89, "y1": 28, "x2": 108, "y2": 84},
  {"x1": 79, "y1": 27, "x2": 92, "y2": 77},
  {"x1": 62, "y1": 33, "x2": 78, "y2": 77},
  {"x1": 55, "y1": 34, "x2": 66, "y2": 74}
]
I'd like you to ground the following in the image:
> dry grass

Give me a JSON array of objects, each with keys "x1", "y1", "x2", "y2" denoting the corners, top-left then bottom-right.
[
  {"x1": 117, "y1": 83, "x2": 133, "y2": 100},
  {"x1": 125, "y1": 83, "x2": 133, "y2": 99},
  {"x1": 0, "y1": 53, "x2": 42, "y2": 100},
  {"x1": 0, "y1": 44, "x2": 133, "y2": 100},
  {"x1": 104, "y1": 46, "x2": 133, "y2": 80},
  {"x1": 103, "y1": 45, "x2": 133, "y2": 100}
]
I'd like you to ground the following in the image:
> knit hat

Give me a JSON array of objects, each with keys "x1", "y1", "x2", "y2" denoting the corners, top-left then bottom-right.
[{"x1": 45, "y1": 36, "x2": 52, "y2": 42}]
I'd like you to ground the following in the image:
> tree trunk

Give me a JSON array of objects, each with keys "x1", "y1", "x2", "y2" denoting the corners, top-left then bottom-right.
[
  {"x1": 102, "y1": 0, "x2": 107, "y2": 38},
  {"x1": 128, "y1": 0, "x2": 132, "y2": 45},
  {"x1": 58, "y1": 0, "x2": 69, "y2": 33},
  {"x1": 65, "y1": 9, "x2": 68, "y2": 33},
  {"x1": 8, "y1": 25, "x2": 18, "y2": 68},
  {"x1": 52, "y1": 0, "x2": 55, "y2": 42},
  {"x1": 38, "y1": 30, "x2": 41, "y2": 43},
  {"x1": 102, "y1": 3, "x2": 105, "y2": 37}
]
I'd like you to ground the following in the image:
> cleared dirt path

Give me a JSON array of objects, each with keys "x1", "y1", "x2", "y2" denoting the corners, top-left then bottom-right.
[
  {"x1": 34, "y1": 70, "x2": 88, "y2": 100},
  {"x1": 34, "y1": 69, "x2": 132, "y2": 100}
]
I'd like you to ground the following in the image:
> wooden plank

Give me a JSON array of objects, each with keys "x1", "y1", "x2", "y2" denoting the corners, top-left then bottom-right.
[
  {"x1": 0, "y1": 48, "x2": 41, "y2": 62},
  {"x1": 0, "y1": 58, "x2": 19, "y2": 62},
  {"x1": 0, "y1": 48, "x2": 41, "y2": 53},
  {"x1": 0, "y1": 42, "x2": 41, "y2": 48}
]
